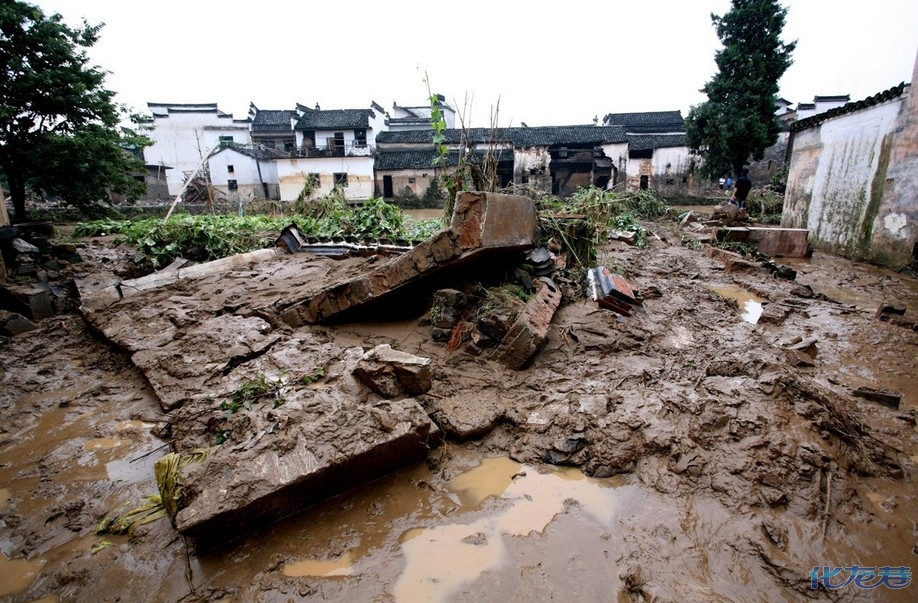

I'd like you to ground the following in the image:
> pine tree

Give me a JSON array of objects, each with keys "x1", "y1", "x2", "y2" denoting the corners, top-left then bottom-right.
[
  {"x1": 0, "y1": 1, "x2": 148, "y2": 222},
  {"x1": 685, "y1": 0, "x2": 796, "y2": 179}
]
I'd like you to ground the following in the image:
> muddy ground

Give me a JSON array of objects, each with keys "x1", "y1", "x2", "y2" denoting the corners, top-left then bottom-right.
[{"x1": 1, "y1": 213, "x2": 916, "y2": 602}]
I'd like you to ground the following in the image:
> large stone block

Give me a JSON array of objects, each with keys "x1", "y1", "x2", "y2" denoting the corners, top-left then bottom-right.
[{"x1": 353, "y1": 344, "x2": 432, "y2": 398}]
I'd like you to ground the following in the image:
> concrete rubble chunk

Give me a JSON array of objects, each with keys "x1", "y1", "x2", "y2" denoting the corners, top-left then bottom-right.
[
  {"x1": 495, "y1": 278, "x2": 562, "y2": 370},
  {"x1": 353, "y1": 344, "x2": 432, "y2": 398},
  {"x1": 281, "y1": 192, "x2": 539, "y2": 325},
  {"x1": 428, "y1": 391, "x2": 505, "y2": 440},
  {"x1": 12, "y1": 238, "x2": 39, "y2": 254},
  {"x1": 0, "y1": 309, "x2": 38, "y2": 335},
  {"x1": 1, "y1": 284, "x2": 53, "y2": 320}
]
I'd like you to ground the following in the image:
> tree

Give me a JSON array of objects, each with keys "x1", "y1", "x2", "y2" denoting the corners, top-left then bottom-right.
[
  {"x1": 685, "y1": 0, "x2": 796, "y2": 179},
  {"x1": 0, "y1": 1, "x2": 147, "y2": 222}
]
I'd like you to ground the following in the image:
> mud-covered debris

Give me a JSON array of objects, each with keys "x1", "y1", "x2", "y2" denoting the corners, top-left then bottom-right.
[
  {"x1": 353, "y1": 344, "x2": 432, "y2": 398},
  {"x1": 875, "y1": 302, "x2": 906, "y2": 318},
  {"x1": 586, "y1": 266, "x2": 639, "y2": 316},
  {"x1": 427, "y1": 390, "x2": 504, "y2": 440},
  {"x1": 525, "y1": 247, "x2": 554, "y2": 276},
  {"x1": 759, "y1": 303, "x2": 790, "y2": 325},
  {"x1": 0, "y1": 308, "x2": 38, "y2": 335},
  {"x1": 852, "y1": 387, "x2": 901, "y2": 410},
  {"x1": 762, "y1": 261, "x2": 796, "y2": 280},
  {"x1": 430, "y1": 288, "x2": 469, "y2": 342}
]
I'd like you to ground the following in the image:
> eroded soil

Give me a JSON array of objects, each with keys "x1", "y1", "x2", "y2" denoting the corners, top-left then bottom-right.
[{"x1": 1, "y1": 218, "x2": 916, "y2": 602}]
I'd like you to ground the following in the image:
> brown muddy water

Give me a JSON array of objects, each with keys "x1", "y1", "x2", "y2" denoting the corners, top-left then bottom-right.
[{"x1": 710, "y1": 285, "x2": 764, "y2": 324}]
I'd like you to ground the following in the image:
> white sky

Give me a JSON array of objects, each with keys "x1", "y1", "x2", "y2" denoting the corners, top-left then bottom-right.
[{"x1": 29, "y1": 0, "x2": 918, "y2": 127}]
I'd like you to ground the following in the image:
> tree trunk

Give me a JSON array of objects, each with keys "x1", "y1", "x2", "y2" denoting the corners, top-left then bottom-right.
[{"x1": 8, "y1": 173, "x2": 27, "y2": 224}]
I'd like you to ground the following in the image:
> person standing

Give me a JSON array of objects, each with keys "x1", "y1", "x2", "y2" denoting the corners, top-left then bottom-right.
[{"x1": 732, "y1": 168, "x2": 752, "y2": 209}]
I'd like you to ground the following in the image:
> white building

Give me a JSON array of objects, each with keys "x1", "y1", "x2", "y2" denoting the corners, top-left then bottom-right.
[
  {"x1": 144, "y1": 103, "x2": 251, "y2": 196},
  {"x1": 388, "y1": 95, "x2": 456, "y2": 131},
  {"x1": 275, "y1": 104, "x2": 389, "y2": 201},
  {"x1": 207, "y1": 146, "x2": 285, "y2": 201}
]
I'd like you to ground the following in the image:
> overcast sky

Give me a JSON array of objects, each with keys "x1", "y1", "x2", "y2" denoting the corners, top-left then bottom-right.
[{"x1": 29, "y1": 0, "x2": 918, "y2": 127}]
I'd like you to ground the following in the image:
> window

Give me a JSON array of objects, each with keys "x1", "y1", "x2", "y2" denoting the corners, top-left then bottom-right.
[
  {"x1": 665, "y1": 178, "x2": 674, "y2": 185},
  {"x1": 408, "y1": 178, "x2": 416, "y2": 184},
  {"x1": 334, "y1": 172, "x2": 348, "y2": 187},
  {"x1": 227, "y1": 165, "x2": 234, "y2": 173},
  {"x1": 228, "y1": 179, "x2": 238, "y2": 191},
  {"x1": 355, "y1": 129, "x2": 367, "y2": 147},
  {"x1": 219, "y1": 135, "x2": 234, "y2": 147}
]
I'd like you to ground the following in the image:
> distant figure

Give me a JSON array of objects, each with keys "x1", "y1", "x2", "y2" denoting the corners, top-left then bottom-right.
[
  {"x1": 718, "y1": 176, "x2": 725, "y2": 190},
  {"x1": 725, "y1": 175, "x2": 734, "y2": 189},
  {"x1": 732, "y1": 169, "x2": 752, "y2": 210}
]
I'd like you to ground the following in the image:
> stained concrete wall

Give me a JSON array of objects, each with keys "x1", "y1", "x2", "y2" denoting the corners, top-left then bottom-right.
[
  {"x1": 276, "y1": 157, "x2": 375, "y2": 201},
  {"x1": 782, "y1": 75, "x2": 915, "y2": 268}
]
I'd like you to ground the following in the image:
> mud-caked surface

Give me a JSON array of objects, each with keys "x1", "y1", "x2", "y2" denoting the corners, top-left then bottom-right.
[{"x1": 1, "y1": 222, "x2": 916, "y2": 601}]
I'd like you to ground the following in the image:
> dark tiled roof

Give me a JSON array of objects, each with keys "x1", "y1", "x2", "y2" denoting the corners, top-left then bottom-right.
[
  {"x1": 375, "y1": 149, "x2": 445, "y2": 170},
  {"x1": 602, "y1": 110, "x2": 684, "y2": 132},
  {"x1": 626, "y1": 134, "x2": 687, "y2": 151},
  {"x1": 376, "y1": 125, "x2": 627, "y2": 147},
  {"x1": 797, "y1": 103, "x2": 816, "y2": 110},
  {"x1": 252, "y1": 109, "x2": 296, "y2": 133},
  {"x1": 813, "y1": 95, "x2": 850, "y2": 102},
  {"x1": 792, "y1": 83, "x2": 909, "y2": 132},
  {"x1": 295, "y1": 109, "x2": 372, "y2": 130},
  {"x1": 211, "y1": 146, "x2": 288, "y2": 161},
  {"x1": 376, "y1": 148, "x2": 514, "y2": 170}
]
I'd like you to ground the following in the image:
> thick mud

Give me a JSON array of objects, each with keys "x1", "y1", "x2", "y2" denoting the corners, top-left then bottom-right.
[{"x1": 1, "y1": 221, "x2": 915, "y2": 601}]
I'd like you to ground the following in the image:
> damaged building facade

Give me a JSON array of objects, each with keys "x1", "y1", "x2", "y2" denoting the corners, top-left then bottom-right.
[{"x1": 782, "y1": 58, "x2": 917, "y2": 269}]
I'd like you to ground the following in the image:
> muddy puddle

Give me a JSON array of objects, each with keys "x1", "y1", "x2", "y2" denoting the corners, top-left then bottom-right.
[{"x1": 711, "y1": 284, "x2": 764, "y2": 323}]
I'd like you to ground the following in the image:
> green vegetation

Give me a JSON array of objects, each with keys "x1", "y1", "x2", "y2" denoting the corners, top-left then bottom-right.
[
  {"x1": 0, "y1": 1, "x2": 150, "y2": 221},
  {"x1": 537, "y1": 187, "x2": 671, "y2": 274},
  {"x1": 74, "y1": 195, "x2": 442, "y2": 267},
  {"x1": 684, "y1": 0, "x2": 796, "y2": 178}
]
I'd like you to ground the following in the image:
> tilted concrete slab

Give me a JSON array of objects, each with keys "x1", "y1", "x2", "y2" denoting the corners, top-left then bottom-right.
[
  {"x1": 280, "y1": 192, "x2": 539, "y2": 325},
  {"x1": 176, "y1": 393, "x2": 438, "y2": 550},
  {"x1": 495, "y1": 278, "x2": 562, "y2": 370}
]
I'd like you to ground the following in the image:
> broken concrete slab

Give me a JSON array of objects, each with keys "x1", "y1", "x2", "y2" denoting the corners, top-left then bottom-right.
[
  {"x1": 120, "y1": 248, "x2": 284, "y2": 299},
  {"x1": 495, "y1": 278, "x2": 562, "y2": 370},
  {"x1": 174, "y1": 395, "x2": 438, "y2": 550},
  {"x1": 280, "y1": 192, "x2": 539, "y2": 325},
  {"x1": 716, "y1": 227, "x2": 810, "y2": 257},
  {"x1": 353, "y1": 344, "x2": 432, "y2": 398},
  {"x1": 759, "y1": 303, "x2": 790, "y2": 325},
  {"x1": 0, "y1": 309, "x2": 38, "y2": 336}
]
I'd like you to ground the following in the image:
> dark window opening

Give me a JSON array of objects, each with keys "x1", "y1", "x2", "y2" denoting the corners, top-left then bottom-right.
[
  {"x1": 408, "y1": 177, "x2": 416, "y2": 184},
  {"x1": 334, "y1": 172, "x2": 348, "y2": 187},
  {"x1": 227, "y1": 165, "x2": 234, "y2": 173},
  {"x1": 134, "y1": 175, "x2": 146, "y2": 184},
  {"x1": 219, "y1": 135, "x2": 234, "y2": 148},
  {"x1": 665, "y1": 178, "x2": 674, "y2": 185},
  {"x1": 228, "y1": 179, "x2": 238, "y2": 191},
  {"x1": 383, "y1": 175, "x2": 393, "y2": 197},
  {"x1": 355, "y1": 129, "x2": 367, "y2": 146},
  {"x1": 682, "y1": 176, "x2": 688, "y2": 183},
  {"x1": 639, "y1": 175, "x2": 649, "y2": 190}
]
